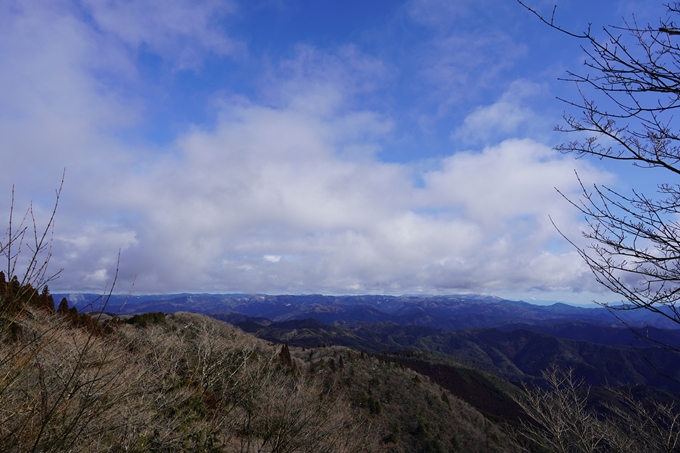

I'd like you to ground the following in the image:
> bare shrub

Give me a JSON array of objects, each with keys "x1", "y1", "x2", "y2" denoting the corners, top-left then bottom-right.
[
  {"x1": 0, "y1": 309, "x2": 141, "y2": 452},
  {"x1": 516, "y1": 365, "x2": 680, "y2": 453}
]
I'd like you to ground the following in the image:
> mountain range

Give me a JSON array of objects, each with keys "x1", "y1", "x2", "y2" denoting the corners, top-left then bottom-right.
[{"x1": 55, "y1": 292, "x2": 680, "y2": 330}]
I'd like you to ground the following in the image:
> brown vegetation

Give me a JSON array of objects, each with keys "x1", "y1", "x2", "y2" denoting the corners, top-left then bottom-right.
[
  {"x1": 0, "y1": 304, "x2": 380, "y2": 452},
  {"x1": 292, "y1": 344, "x2": 520, "y2": 452},
  {"x1": 515, "y1": 366, "x2": 680, "y2": 452}
]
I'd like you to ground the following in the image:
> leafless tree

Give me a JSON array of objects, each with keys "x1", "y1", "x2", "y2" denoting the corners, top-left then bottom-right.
[
  {"x1": 515, "y1": 366, "x2": 607, "y2": 453},
  {"x1": 0, "y1": 171, "x2": 64, "y2": 295},
  {"x1": 513, "y1": 5, "x2": 680, "y2": 449},
  {"x1": 515, "y1": 365, "x2": 680, "y2": 453},
  {"x1": 518, "y1": 1, "x2": 680, "y2": 340}
]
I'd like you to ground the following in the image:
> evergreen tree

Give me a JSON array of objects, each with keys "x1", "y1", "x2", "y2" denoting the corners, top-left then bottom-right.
[
  {"x1": 39, "y1": 285, "x2": 55, "y2": 313},
  {"x1": 0, "y1": 271, "x2": 6, "y2": 297},
  {"x1": 57, "y1": 297, "x2": 69, "y2": 315},
  {"x1": 279, "y1": 343, "x2": 292, "y2": 367},
  {"x1": 3, "y1": 276, "x2": 23, "y2": 315}
]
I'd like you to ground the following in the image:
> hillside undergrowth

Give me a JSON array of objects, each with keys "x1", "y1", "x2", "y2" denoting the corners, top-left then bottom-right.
[{"x1": 0, "y1": 294, "x2": 380, "y2": 452}]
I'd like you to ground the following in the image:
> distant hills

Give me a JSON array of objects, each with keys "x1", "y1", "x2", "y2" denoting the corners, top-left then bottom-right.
[
  {"x1": 56, "y1": 293, "x2": 680, "y2": 357},
  {"x1": 55, "y1": 292, "x2": 680, "y2": 330}
]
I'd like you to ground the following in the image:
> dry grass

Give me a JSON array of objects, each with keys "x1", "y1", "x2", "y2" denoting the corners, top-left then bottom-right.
[{"x1": 0, "y1": 310, "x2": 378, "y2": 452}]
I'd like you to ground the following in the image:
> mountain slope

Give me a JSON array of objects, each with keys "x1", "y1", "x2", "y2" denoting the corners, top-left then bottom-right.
[{"x1": 231, "y1": 318, "x2": 680, "y2": 393}]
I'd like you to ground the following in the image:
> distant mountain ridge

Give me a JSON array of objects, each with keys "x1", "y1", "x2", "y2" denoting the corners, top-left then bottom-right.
[{"x1": 54, "y1": 292, "x2": 680, "y2": 330}]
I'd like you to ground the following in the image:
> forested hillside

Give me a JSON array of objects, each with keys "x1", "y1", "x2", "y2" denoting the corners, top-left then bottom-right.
[{"x1": 0, "y1": 276, "x2": 517, "y2": 452}]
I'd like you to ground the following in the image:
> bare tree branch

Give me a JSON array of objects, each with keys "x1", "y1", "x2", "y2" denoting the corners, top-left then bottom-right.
[{"x1": 519, "y1": 1, "x2": 680, "y2": 340}]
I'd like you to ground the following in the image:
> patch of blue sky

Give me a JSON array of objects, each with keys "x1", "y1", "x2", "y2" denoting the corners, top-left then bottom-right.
[{"x1": 234, "y1": 1, "x2": 401, "y2": 49}]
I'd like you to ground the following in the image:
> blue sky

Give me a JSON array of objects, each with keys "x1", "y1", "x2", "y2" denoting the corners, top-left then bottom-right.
[{"x1": 0, "y1": 0, "x2": 667, "y2": 303}]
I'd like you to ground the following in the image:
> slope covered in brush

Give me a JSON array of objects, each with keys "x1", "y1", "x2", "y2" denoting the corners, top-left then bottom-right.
[{"x1": 0, "y1": 276, "x2": 520, "y2": 453}]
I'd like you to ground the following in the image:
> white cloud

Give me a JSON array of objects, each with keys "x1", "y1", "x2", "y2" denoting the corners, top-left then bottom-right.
[
  {"x1": 0, "y1": 0, "x2": 614, "y2": 299},
  {"x1": 260, "y1": 44, "x2": 393, "y2": 115},
  {"x1": 453, "y1": 80, "x2": 547, "y2": 143},
  {"x1": 72, "y1": 100, "x2": 607, "y2": 295},
  {"x1": 82, "y1": 0, "x2": 242, "y2": 68},
  {"x1": 0, "y1": 4, "x2": 139, "y2": 256}
]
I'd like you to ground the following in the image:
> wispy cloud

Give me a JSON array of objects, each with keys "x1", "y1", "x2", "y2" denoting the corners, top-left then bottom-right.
[
  {"x1": 259, "y1": 44, "x2": 394, "y2": 114},
  {"x1": 407, "y1": 0, "x2": 495, "y2": 30},
  {"x1": 453, "y1": 80, "x2": 548, "y2": 144},
  {"x1": 83, "y1": 0, "x2": 243, "y2": 68},
  {"x1": 417, "y1": 33, "x2": 527, "y2": 114}
]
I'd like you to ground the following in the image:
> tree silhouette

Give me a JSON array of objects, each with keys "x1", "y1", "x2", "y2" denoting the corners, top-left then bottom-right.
[
  {"x1": 279, "y1": 343, "x2": 293, "y2": 368},
  {"x1": 38, "y1": 285, "x2": 55, "y2": 314},
  {"x1": 519, "y1": 1, "x2": 680, "y2": 341},
  {"x1": 57, "y1": 297, "x2": 69, "y2": 315}
]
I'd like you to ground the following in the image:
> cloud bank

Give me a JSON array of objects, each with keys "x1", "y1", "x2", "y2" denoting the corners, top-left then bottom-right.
[{"x1": 0, "y1": 0, "x2": 617, "y2": 301}]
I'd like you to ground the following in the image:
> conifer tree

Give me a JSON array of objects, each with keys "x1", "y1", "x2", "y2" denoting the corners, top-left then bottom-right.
[
  {"x1": 39, "y1": 285, "x2": 55, "y2": 313},
  {"x1": 279, "y1": 343, "x2": 292, "y2": 367},
  {"x1": 0, "y1": 270, "x2": 6, "y2": 297},
  {"x1": 57, "y1": 297, "x2": 69, "y2": 315}
]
